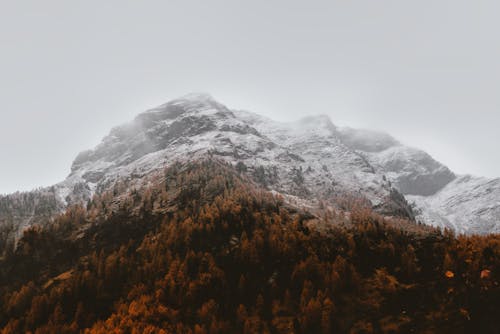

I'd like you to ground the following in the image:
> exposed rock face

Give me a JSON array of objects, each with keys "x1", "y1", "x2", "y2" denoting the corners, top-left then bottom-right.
[
  {"x1": 339, "y1": 128, "x2": 456, "y2": 196},
  {"x1": 338, "y1": 127, "x2": 500, "y2": 234},
  {"x1": 407, "y1": 176, "x2": 500, "y2": 234},
  {"x1": 65, "y1": 94, "x2": 407, "y2": 216},
  {"x1": 366, "y1": 147, "x2": 456, "y2": 196},
  {"x1": 1, "y1": 93, "x2": 499, "y2": 235}
]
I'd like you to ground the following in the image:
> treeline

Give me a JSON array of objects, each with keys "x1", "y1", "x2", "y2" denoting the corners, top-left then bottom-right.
[
  {"x1": 0, "y1": 187, "x2": 63, "y2": 257},
  {"x1": 0, "y1": 160, "x2": 499, "y2": 333}
]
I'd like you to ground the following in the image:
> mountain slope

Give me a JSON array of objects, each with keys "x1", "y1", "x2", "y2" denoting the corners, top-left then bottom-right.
[
  {"x1": 339, "y1": 128, "x2": 456, "y2": 196},
  {"x1": 1, "y1": 93, "x2": 499, "y2": 236},
  {"x1": 408, "y1": 176, "x2": 500, "y2": 234},
  {"x1": 337, "y1": 127, "x2": 500, "y2": 234},
  {"x1": 1, "y1": 160, "x2": 499, "y2": 333},
  {"x1": 61, "y1": 93, "x2": 413, "y2": 218}
]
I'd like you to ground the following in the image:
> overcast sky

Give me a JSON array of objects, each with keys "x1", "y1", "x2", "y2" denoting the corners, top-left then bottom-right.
[{"x1": 0, "y1": 0, "x2": 499, "y2": 194}]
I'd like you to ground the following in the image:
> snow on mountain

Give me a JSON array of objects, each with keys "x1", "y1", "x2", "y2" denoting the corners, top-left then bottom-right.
[
  {"x1": 407, "y1": 176, "x2": 500, "y2": 234},
  {"x1": 338, "y1": 127, "x2": 500, "y2": 233},
  {"x1": 1, "y1": 93, "x2": 499, "y2": 236},
  {"x1": 339, "y1": 128, "x2": 456, "y2": 196},
  {"x1": 232, "y1": 111, "x2": 392, "y2": 203},
  {"x1": 64, "y1": 93, "x2": 407, "y2": 216}
]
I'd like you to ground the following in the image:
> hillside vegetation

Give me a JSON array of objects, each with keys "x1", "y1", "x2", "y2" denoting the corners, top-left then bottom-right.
[{"x1": 0, "y1": 160, "x2": 499, "y2": 333}]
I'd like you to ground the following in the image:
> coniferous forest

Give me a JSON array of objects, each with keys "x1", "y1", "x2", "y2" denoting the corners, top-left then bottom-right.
[{"x1": 0, "y1": 160, "x2": 499, "y2": 333}]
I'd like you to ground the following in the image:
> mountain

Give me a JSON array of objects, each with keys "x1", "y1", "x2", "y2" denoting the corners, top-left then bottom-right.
[
  {"x1": 1, "y1": 96, "x2": 500, "y2": 333},
  {"x1": 1, "y1": 93, "x2": 499, "y2": 240},
  {"x1": 54, "y1": 92, "x2": 414, "y2": 216},
  {"x1": 0, "y1": 159, "x2": 499, "y2": 333},
  {"x1": 407, "y1": 176, "x2": 500, "y2": 234}
]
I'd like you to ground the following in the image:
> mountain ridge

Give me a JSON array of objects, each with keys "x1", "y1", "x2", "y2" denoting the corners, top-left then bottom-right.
[{"x1": 1, "y1": 93, "x2": 499, "y2": 236}]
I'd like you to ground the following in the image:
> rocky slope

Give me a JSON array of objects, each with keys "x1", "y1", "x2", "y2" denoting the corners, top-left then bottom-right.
[
  {"x1": 64, "y1": 93, "x2": 412, "y2": 217},
  {"x1": 407, "y1": 176, "x2": 500, "y2": 234},
  {"x1": 1, "y1": 93, "x2": 499, "y2": 236}
]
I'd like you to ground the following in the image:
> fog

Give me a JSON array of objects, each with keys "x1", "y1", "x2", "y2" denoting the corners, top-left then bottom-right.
[{"x1": 1, "y1": 0, "x2": 499, "y2": 194}]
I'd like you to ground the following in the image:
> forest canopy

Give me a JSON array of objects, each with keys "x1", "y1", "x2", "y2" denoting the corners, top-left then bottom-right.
[{"x1": 0, "y1": 160, "x2": 499, "y2": 333}]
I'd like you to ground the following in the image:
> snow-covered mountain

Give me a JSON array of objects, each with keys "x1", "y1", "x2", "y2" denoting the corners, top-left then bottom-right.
[
  {"x1": 407, "y1": 176, "x2": 500, "y2": 234},
  {"x1": 337, "y1": 127, "x2": 500, "y2": 234},
  {"x1": 63, "y1": 93, "x2": 412, "y2": 217},
  {"x1": 1, "y1": 93, "x2": 499, "y2": 236},
  {"x1": 340, "y1": 128, "x2": 456, "y2": 196}
]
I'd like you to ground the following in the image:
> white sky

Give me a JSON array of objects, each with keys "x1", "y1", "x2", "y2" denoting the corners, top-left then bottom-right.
[{"x1": 0, "y1": 0, "x2": 499, "y2": 194}]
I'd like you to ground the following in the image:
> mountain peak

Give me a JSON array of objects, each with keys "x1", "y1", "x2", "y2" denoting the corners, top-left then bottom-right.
[
  {"x1": 141, "y1": 92, "x2": 229, "y2": 122},
  {"x1": 177, "y1": 92, "x2": 215, "y2": 101},
  {"x1": 28, "y1": 94, "x2": 500, "y2": 235}
]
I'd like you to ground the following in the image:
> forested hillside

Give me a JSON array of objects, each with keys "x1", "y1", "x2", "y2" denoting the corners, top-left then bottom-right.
[{"x1": 0, "y1": 160, "x2": 499, "y2": 333}]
